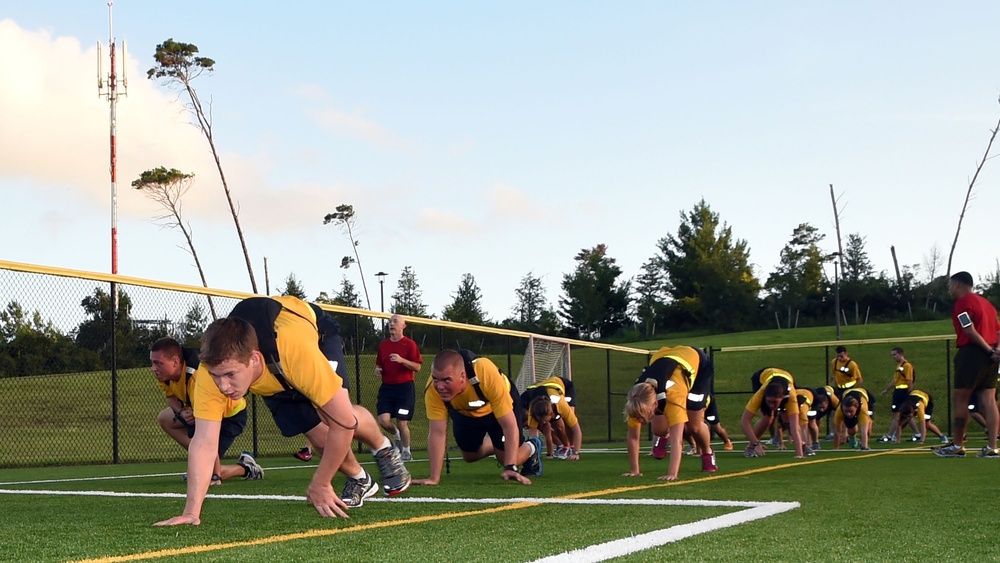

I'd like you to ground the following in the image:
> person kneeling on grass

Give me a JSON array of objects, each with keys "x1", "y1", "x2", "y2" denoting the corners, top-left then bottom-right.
[
  {"x1": 522, "y1": 376, "x2": 582, "y2": 460},
  {"x1": 412, "y1": 349, "x2": 543, "y2": 486},
  {"x1": 153, "y1": 296, "x2": 410, "y2": 526},
  {"x1": 623, "y1": 346, "x2": 717, "y2": 480},
  {"x1": 833, "y1": 389, "x2": 873, "y2": 451},
  {"x1": 149, "y1": 337, "x2": 262, "y2": 484}
]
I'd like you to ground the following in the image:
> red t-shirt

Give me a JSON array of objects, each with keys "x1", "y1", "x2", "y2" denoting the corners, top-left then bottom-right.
[
  {"x1": 952, "y1": 293, "x2": 1000, "y2": 348},
  {"x1": 376, "y1": 336, "x2": 423, "y2": 384}
]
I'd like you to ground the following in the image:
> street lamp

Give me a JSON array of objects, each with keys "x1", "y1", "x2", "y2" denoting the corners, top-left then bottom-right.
[{"x1": 375, "y1": 271, "x2": 387, "y2": 335}]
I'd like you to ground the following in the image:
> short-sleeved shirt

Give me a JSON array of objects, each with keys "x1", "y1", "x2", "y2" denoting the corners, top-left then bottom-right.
[
  {"x1": 191, "y1": 296, "x2": 343, "y2": 422},
  {"x1": 159, "y1": 360, "x2": 245, "y2": 419},
  {"x1": 834, "y1": 389, "x2": 871, "y2": 429},
  {"x1": 744, "y1": 368, "x2": 796, "y2": 414},
  {"x1": 376, "y1": 336, "x2": 423, "y2": 385},
  {"x1": 831, "y1": 358, "x2": 862, "y2": 389},
  {"x1": 424, "y1": 357, "x2": 513, "y2": 421},
  {"x1": 812, "y1": 385, "x2": 840, "y2": 419},
  {"x1": 952, "y1": 292, "x2": 1000, "y2": 348},
  {"x1": 907, "y1": 389, "x2": 931, "y2": 421},
  {"x1": 524, "y1": 377, "x2": 579, "y2": 429},
  {"x1": 627, "y1": 346, "x2": 705, "y2": 429},
  {"x1": 891, "y1": 361, "x2": 914, "y2": 389}
]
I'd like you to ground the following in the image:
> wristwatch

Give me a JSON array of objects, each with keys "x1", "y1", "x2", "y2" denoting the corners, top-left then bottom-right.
[{"x1": 504, "y1": 464, "x2": 518, "y2": 472}]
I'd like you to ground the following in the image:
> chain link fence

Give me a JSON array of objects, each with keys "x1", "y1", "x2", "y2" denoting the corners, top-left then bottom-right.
[{"x1": 0, "y1": 260, "x2": 649, "y2": 468}]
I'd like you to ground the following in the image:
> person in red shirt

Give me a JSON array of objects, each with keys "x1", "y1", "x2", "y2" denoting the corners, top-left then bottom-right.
[
  {"x1": 932, "y1": 271, "x2": 1000, "y2": 458},
  {"x1": 376, "y1": 314, "x2": 424, "y2": 461}
]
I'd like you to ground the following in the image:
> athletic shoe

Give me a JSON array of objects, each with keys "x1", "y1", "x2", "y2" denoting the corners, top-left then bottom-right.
[
  {"x1": 744, "y1": 445, "x2": 758, "y2": 458},
  {"x1": 683, "y1": 445, "x2": 698, "y2": 456},
  {"x1": 877, "y1": 435, "x2": 892, "y2": 443},
  {"x1": 811, "y1": 441, "x2": 822, "y2": 451},
  {"x1": 912, "y1": 433, "x2": 923, "y2": 442},
  {"x1": 553, "y1": 446, "x2": 569, "y2": 460},
  {"x1": 400, "y1": 450, "x2": 413, "y2": 462},
  {"x1": 977, "y1": 447, "x2": 1000, "y2": 458},
  {"x1": 909, "y1": 435, "x2": 921, "y2": 442},
  {"x1": 650, "y1": 435, "x2": 667, "y2": 460},
  {"x1": 768, "y1": 435, "x2": 781, "y2": 447},
  {"x1": 803, "y1": 445, "x2": 816, "y2": 456},
  {"x1": 340, "y1": 472, "x2": 378, "y2": 508},
  {"x1": 567, "y1": 447, "x2": 578, "y2": 458},
  {"x1": 521, "y1": 436, "x2": 544, "y2": 476},
  {"x1": 700, "y1": 451, "x2": 717, "y2": 473},
  {"x1": 932, "y1": 443, "x2": 966, "y2": 458},
  {"x1": 374, "y1": 446, "x2": 411, "y2": 496},
  {"x1": 293, "y1": 447, "x2": 313, "y2": 462},
  {"x1": 846, "y1": 436, "x2": 858, "y2": 449},
  {"x1": 940, "y1": 435, "x2": 950, "y2": 444},
  {"x1": 238, "y1": 451, "x2": 264, "y2": 480},
  {"x1": 723, "y1": 441, "x2": 733, "y2": 451},
  {"x1": 859, "y1": 446, "x2": 871, "y2": 451}
]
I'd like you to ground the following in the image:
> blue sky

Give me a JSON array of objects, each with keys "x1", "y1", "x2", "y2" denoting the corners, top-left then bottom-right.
[{"x1": 2, "y1": 2, "x2": 1000, "y2": 322}]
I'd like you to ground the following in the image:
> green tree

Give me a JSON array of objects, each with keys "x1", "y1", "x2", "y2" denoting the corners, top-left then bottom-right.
[
  {"x1": 75, "y1": 288, "x2": 160, "y2": 368},
  {"x1": 632, "y1": 259, "x2": 668, "y2": 338},
  {"x1": 0, "y1": 301, "x2": 101, "y2": 376},
  {"x1": 765, "y1": 223, "x2": 826, "y2": 327},
  {"x1": 654, "y1": 199, "x2": 760, "y2": 331},
  {"x1": 180, "y1": 301, "x2": 208, "y2": 348},
  {"x1": 558, "y1": 244, "x2": 631, "y2": 339},
  {"x1": 147, "y1": 38, "x2": 258, "y2": 293},
  {"x1": 316, "y1": 277, "x2": 379, "y2": 352},
  {"x1": 442, "y1": 273, "x2": 489, "y2": 325},
  {"x1": 504, "y1": 272, "x2": 561, "y2": 335},
  {"x1": 132, "y1": 167, "x2": 218, "y2": 320},
  {"x1": 390, "y1": 266, "x2": 429, "y2": 318},
  {"x1": 323, "y1": 204, "x2": 372, "y2": 310},
  {"x1": 278, "y1": 273, "x2": 308, "y2": 299}
]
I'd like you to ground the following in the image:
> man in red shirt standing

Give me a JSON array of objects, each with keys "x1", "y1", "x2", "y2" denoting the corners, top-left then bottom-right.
[
  {"x1": 933, "y1": 271, "x2": 1000, "y2": 458},
  {"x1": 376, "y1": 314, "x2": 424, "y2": 461}
]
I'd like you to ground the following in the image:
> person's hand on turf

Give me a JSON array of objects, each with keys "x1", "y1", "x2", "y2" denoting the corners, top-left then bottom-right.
[
  {"x1": 411, "y1": 477, "x2": 439, "y2": 486},
  {"x1": 501, "y1": 468, "x2": 531, "y2": 485},
  {"x1": 621, "y1": 470, "x2": 643, "y2": 477},
  {"x1": 657, "y1": 473, "x2": 678, "y2": 481},
  {"x1": 153, "y1": 514, "x2": 200, "y2": 526},
  {"x1": 306, "y1": 481, "x2": 349, "y2": 518}
]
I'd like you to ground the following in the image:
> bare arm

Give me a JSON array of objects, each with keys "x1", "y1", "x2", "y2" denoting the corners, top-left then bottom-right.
[
  {"x1": 412, "y1": 420, "x2": 447, "y2": 485},
  {"x1": 496, "y1": 411, "x2": 531, "y2": 484},
  {"x1": 305, "y1": 388, "x2": 355, "y2": 519},
  {"x1": 623, "y1": 424, "x2": 642, "y2": 476},
  {"x1": 153, "y1": 418, "x2": 220, "y2": 526},
  {"x1": 659, "y1": 422, "x2": 685, "y2": 480},
  {"x1": 567, "y1": 423, "x2": 583, "y2": 460}
]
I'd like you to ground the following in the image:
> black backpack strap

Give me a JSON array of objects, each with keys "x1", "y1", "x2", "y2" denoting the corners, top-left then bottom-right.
[{"x1": 229, "y1": 297, "x2": 293, "y2": 392}]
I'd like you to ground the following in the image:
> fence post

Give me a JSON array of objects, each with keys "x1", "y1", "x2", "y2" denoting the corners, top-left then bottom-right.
[
  {"x1": 606, "y1": 349, "x2": 612, "y2": 442},
  {"x1": 111, "y1": 279, "x2": 120, "y2": 464},
  {"x1": 945, "y1": 339, "x2": 952, "y2": 437}
]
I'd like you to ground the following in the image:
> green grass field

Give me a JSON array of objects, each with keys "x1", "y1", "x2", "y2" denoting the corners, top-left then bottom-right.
[{"x1": 1, "y1": 439, "x2": 995, "y2": 562}]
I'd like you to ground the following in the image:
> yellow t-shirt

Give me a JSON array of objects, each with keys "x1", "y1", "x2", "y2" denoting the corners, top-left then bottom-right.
[
  {"x1": 834, "y1": 389, "x2": 871, "y2": 427},
  {"x1": 424, "y1": 357, "x2": 513, "y2": 421},
  {"x1": 626, "y1": 346, "x2": 702, "y2": 428},
  {"x1": 525, "y1": 377, "x2": 579, "y2": 429},
  {"x1": 891, "y1": 361, "x2": 914, "y2": 389},
  {"x1": 831, "y1": 358, "x2": 862, "y2": 389},
  {"x1": 192, "y1": 296, "x2": 342, "y2": 422},
  {"x1": 744, "y1": 368, "x2": 796, "y2": 413}
]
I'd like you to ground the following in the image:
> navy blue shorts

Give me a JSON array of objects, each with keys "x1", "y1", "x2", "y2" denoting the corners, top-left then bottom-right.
[
  {"x1": 451, "y1": 379, "x2": 525, "y2": 453},
  {"x1": 262, "y1": 390, "x2": 322, "y2": 437},
  {"x1": 377, "y1": 381, "x2": 416, "y2": 421},
  {"x1": 185, "y1": 409, "x2": 247, "y2": 457}
]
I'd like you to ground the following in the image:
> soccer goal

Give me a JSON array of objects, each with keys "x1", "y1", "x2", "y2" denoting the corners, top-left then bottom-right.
[{"x1": 514, "y1": 335, "x2": 572, "y2": 392}]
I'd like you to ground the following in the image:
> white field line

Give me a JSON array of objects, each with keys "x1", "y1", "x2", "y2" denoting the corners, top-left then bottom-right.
[{"x1": 530, "y1": 501, "x2": 800, "y2": 563}]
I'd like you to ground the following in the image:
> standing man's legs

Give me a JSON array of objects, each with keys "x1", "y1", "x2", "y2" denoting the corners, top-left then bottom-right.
[{"x1": 951, "y1": 388, "x2": 973, "y2": 446}]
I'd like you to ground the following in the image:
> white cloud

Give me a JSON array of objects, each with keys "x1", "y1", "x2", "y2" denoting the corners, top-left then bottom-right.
[
  {"x1": 305, "y1": 106, "x2": 409, "y2": 150},
  {"x1": 484, "y1": 182, "x2": 543, "y2": 220},
  {"x1": 416, "y1": 207, "x2": 477, "y2": 234}
]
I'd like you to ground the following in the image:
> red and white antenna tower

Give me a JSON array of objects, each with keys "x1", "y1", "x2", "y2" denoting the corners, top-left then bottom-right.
[{"x1": 97, "y1": 0, "x2": 127, "y2": 280}]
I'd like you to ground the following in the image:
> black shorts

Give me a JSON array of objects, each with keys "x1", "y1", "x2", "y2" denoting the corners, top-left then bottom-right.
[
  {"x1": 750, "y1": 368, "x2": 766, "y2": 393},
  {"x1": 891, "y1": 389, "x2": 911, "y2": 413},
  {"x1": 955, "y1": 346, "x2": 999, "y2": 390},
  {"x1": 925, "y1": 396, "x2": 936, "y2": 418},
  {"x1": 704, "y1": 396, "x2": 720, "y2": 424},
  {"x1": 262, "y1": 390, "x2": 322, "y2": 437},
  {"x1": 560, "y1": 377, "x2": 576, "y2": 407},
  {"x1": 687, "y1": 350, "x2": 713, "y2": 411},
  {"x1": 377, "y1": 382, "x2": 416, "y2": 421},
  {"x1": 451, "y1": 379, "x2": 526, "y2": 453},
  {"x1": 185, "y1": 409, "x2": 248, "y2": 458}
]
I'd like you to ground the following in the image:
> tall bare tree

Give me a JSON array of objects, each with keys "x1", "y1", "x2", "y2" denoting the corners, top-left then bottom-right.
[
  {"x1": 829, "y1": 184, "x2": 846, "y2": 273},
  {"x1": 131, "y1": 167, "x2": 217, "y2": 319},
  {"x1": 323, "y1": 204, "x2": 371, "y2": 309},
  {"x1": 946, "y1": 97, "x2": 1000, "y2": 278},
  {"x1": 147, "y1": 39, "x2": 258, "y2": 293}
]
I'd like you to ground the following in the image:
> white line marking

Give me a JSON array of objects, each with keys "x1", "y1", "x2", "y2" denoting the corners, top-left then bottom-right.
[{"x1": 530, "y1": 501, "x2": 800, "y2": 563}]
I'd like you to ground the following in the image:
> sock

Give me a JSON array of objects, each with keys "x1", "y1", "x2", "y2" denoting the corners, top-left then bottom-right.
[
  {"x1": 393, "y1": 429, "x2": 401, "y2": 442},
  {"x1": 351, "y1": 469, "x2": 367, "y2": 481},
  {"x1": 373, "y1": 436, "x2": 392, "y2": 453},
  {"x1": 527, "y1": 440, "x2": 537, "y2": 456},
  {"x1": 402, "y1": 446, "x2": 411, "y2": 454}
]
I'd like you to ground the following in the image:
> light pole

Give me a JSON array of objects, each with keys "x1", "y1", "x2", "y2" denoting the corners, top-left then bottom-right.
[
  {"x1": 375, "y1": 271, "x2": 387, "y2": 336},
  {"x1": 831, "y1": 253, "x2": 841, "y2": 340}
]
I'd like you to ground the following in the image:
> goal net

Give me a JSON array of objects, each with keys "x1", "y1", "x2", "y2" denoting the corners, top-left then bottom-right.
[{"x1": 514, "y1": 335, "x2": 572, "y2": 393}]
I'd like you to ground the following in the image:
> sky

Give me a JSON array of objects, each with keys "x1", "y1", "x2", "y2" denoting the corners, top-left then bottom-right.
[{"x1": 3, "y1": 2, "x2": 1000, "y2": 323}]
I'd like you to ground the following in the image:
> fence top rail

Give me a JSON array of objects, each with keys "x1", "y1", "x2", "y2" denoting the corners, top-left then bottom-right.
[
  {"x1": 0, "y1": 259, "x2": 650, "y2": 355},
  {"x1": 718, "y1": 333, "x2": 954, "y2": 353}
]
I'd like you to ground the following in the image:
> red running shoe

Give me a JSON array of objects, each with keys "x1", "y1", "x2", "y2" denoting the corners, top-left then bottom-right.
[
  {"x1": 650, "y1": 435, "x2": 667, "y2": 459},
  {"x1": 701, "y1": 451, "x2": 718, "y2": 473},
  {"x1": 293, "y1": 447, "x2": 313, "y2": 462}
]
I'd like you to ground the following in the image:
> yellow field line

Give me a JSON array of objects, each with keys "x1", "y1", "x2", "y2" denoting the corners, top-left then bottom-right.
[{"x1": 73, "y1": 450, "x2": 898, "y2": 563}]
